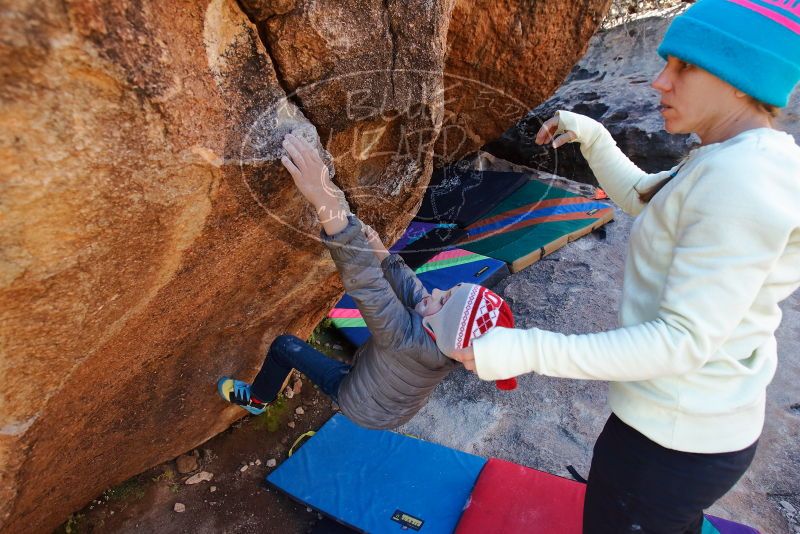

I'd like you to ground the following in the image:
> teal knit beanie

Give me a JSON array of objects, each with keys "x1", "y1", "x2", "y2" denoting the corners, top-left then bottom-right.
[{"x1": 658, "y1": 0, "x2": 800, "y2": 107}]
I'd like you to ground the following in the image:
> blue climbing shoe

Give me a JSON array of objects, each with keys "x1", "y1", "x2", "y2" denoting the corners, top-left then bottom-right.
[{"x1": 217, "y1": 377, "x2": 267, "y2": 415}]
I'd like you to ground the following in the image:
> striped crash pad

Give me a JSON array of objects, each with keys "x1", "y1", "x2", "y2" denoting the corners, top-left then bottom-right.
[
  {"x1": 266, "y1": 414, "x2": 486, "y2": 534},
  {"x1": 459, "y1": 179, "x2": 614, "y2": 273},
  {"x1": 414, "y1": 169, "x2": 530, "y2": 227},
  {"x1": 328, "y1": 248, "x2": 509, "y2": 347},
  {"x1": 389, "y1": 222, "x2": 453, "y2": 253},
  {"x1": 390, "y1": 222, "x2": 468, "y2": 270},
  {"x1": 267, "y1": 417, "x2": 761, "y2": 534}
]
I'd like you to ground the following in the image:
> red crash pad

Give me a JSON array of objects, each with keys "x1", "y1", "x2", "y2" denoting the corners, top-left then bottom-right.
[{"x1": 455, "y1": 458, "x2": 586, "y2": 534}]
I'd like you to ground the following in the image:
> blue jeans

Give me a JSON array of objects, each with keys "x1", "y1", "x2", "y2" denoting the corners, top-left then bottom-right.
[{"x1": 250, "y1": 335, "x2": 351, "y2": 404}]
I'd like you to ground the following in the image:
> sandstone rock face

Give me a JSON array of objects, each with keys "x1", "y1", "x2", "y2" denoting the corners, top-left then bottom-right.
[
  {"x1": 1, "y1": 2, "x2": 334, "y2": 531},
  {"x1": 243, "y1": 0, "x2": 611, "y2": 230},
  {"x1": 440, "y1": 0, "x2": 612, "y2": 163},
  {"x1": 486, "y1": 15, "x2": 800, "y2": 184},
  {"x1": 0, "y1": 1, "x2": 608, "y2": 531},
  {"x1": 241, "y1": 0, "x2": 451, "y2": 231}
]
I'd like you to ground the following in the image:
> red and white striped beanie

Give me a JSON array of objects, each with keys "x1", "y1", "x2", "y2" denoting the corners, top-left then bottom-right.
[{"x1": 423, "y1": 283, "x2": 517, "y2": 390}]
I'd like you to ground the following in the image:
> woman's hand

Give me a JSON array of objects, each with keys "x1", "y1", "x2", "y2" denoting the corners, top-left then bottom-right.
[
  {"x1": 535, "y1": 114, "x2": 577, "y2": 148},
  {"x1": 364, "y1": 225, "x2": 390, "y2": 262},
  {"x1": 450, "y1": 345, "x2": 476, "y2": 372}
]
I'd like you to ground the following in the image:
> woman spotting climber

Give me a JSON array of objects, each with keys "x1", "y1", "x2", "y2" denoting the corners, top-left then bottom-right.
[
  {"x1": 448, "y1": 0, "x2": 800, "y2": 532},
  {"x1": 217, "y1": 134, "x2": 516, "y2": 430}
]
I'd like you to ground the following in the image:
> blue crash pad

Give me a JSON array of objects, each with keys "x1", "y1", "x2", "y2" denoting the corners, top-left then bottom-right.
[{"x1": 266, "y1": 414, "x2": 487, "y2": 534}]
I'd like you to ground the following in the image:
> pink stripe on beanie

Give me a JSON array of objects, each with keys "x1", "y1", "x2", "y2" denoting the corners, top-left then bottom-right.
[{"x1": 728, "y1": 0, "x2": 800, "y2": 34}]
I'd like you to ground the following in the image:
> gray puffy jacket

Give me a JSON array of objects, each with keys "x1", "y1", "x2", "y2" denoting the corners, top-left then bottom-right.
[{"x1": 321, "y1": 216, "x2": 457, "y2": 429}]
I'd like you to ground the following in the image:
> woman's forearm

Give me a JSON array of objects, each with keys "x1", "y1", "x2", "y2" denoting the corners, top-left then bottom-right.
[{"x1": 557, "y1": 111, "x2": 664, "y2": 215}]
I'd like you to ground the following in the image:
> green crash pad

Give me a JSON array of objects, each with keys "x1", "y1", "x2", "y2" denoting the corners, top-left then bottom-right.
[{"x1": 459, "y1": 179, "x2": 614, "y2": 272}]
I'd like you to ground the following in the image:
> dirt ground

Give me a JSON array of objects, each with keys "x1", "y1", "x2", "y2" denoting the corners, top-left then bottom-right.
[{"x1": 55, "y1": 329, "x2": 355, "y2": 534}]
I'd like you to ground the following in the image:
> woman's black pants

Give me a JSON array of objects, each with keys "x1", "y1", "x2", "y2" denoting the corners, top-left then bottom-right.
[{"x1": 583, "y1": 413, "x2": 757, "y2": 534}]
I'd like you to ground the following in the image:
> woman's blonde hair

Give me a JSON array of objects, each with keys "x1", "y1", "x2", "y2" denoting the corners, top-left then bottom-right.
[
  {"x1": 638, "y1": 99, "x2": 781, "y2": 203},
  {"x1": 751, "y1": 98, "x2": 781, "y2": 119}
]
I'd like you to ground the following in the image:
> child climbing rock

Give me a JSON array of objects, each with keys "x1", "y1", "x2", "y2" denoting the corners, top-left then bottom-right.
[{"x1": 217, "y1": 133, "x2": 516, "y2": 429}]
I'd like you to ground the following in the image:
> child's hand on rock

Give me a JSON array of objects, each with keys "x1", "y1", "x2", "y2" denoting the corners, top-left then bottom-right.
[
  {"x1": 281, "y1": 133, "x2": 348, "y2": 235},
  {"x1": 280, "y1": 133, "x2": 337, "y2": 208}
]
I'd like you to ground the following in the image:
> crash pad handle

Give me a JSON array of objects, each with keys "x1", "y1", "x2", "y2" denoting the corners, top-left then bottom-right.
[{"x1": 288, "y1": 430, "x2": 316, "y2": 457}]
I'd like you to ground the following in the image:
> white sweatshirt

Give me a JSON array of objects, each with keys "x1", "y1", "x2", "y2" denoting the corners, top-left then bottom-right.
[{"x1": 473, "y1": 111, "x2": 800, "y2": 453}]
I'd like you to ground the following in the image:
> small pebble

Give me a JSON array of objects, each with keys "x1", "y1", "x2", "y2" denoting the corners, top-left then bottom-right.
[
  {"x1": 288, "y1": 421, "x2": 296, "y2": 429},
  {"x1": 110, "y1": 510, "x2": 114, "y2": 516},
  {"x1": 174, "y1": 503, "x2": 186, "y2": 513},
  {"x1": 255, "y1": 459, "x2": 261, "y2": 466},
  {"x1": 307, "y1": 507, "x2": 313, "y2": 513},
  {"x1": 266, "y1": 458, "x2": 277, "y2": 468},
  {"x1": 89, "y1": 506, "x2": 93, "y2": 510},
  {"x1": 239, "y1": 465, "x2": 249, "y2": 473},
  {"x1": 185, "y1": 471, "x2": 213, "y2": 485},
  {"x1": 295, "y1": 407, "x2": 305, "y2": 415},
  {"x1": 781, "y1": 500, "x2": 797, "y2": 513},
  {"x1": 332, "y1": 344, "x2": 343, "y2": 351},
  {"x1": 285, "y1": 388, "x2": 294, "y2": 399},
  {"x1": 249, "y1": 462, "x2": 254, "y2": 466},
  {"x1": 210, "y1": 486, "x2": 217, "y2": 493}
]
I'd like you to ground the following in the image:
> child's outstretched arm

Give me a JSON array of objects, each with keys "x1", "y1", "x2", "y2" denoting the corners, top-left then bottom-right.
[
  {"x1": 281, "y1": 134, "x2": 348, "y2": 236},
  {"x1": 363, "y1": 225, "x2": 390, "y2": 263},
  {"x1": 281, "y1": 134, "x2": 415, "y2": 349},
  {"x1": 364, "y1": 225, "x2": 427, "y2": 309}
]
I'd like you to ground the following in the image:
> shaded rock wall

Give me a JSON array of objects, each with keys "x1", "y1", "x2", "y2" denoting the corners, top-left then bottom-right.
[
  {"x1": 486, "y1": 16, "x2": 692, "y2": 183},
  {"x1": 240, "y1": 0, "x2": 451, "y2": 230},
  {"x1": 0, "y1": 0, "x2": 608, "y2": 531}
]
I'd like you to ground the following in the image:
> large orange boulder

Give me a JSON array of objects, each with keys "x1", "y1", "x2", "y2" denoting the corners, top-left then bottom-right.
[
  {"x1": 440, "y1": 0, "x2": 611, "y2": 162},
  {"x1": 0, "y1": 0, "x2": 608, "y2": 531}
]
